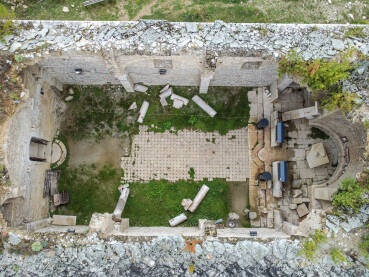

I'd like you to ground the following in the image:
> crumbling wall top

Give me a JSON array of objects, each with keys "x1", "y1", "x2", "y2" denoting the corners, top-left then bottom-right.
[{"x1": 1, "y1": 20, "x2": 368, "y2": 59}]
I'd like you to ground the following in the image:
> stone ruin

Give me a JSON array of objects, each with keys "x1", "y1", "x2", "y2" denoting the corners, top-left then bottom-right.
[{"x1": 0, "y1": 19, "x2": 368, "y2": 242}]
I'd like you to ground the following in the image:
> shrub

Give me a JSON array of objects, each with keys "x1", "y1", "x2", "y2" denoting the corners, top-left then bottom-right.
[
  {"x1": 330, "y1": 249, "x2": 347, "y2": 264},
  {"x1": 188, "y1": 167, "x2": 195, "y2": 179},
  {"x1": 0, "y1": 4, "x2": 15, "y2": 42},
  {"x1": 279, "y1": 50, "x2": 357, "y2": 112},
  {"x1": 298, "y1": 230, "x2": 327, "y2": 260},
  {"x1": 332, "y1": 178, "x2": 369, "y2": 214}
]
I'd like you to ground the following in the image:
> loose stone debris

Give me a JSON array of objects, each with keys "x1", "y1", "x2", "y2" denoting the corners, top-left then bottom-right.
[{"x1": 128, "y1": 102, "x2": 137, "y2": 110}]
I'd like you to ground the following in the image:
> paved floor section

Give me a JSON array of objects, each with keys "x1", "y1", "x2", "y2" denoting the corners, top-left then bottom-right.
[{"x1": 121, "y1": 126, "x2": 249, "y2": 182}]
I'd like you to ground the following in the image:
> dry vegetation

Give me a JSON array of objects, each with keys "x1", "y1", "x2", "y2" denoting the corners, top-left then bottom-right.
[{"x1": 2, "y1": 0, "x2": 368, "y2": 23}]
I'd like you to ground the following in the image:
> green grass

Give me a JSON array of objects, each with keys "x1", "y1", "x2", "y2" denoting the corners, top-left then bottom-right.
[
  {"x1": 14, "y1": 0, "x2": 120, "y2": 21},
  {"x1": 62, "y1": 85, "x2": 250, "y2": 141},
  {"x1": 55, "y1": 164, "x2": 229, "y2": 226},
  {"x1": 143, "y1": 4, "x2": 266, "y2": 22},
  {"x1": 125, "y1": 0, "x2": 151, "y2": 18},
  {"x1": 11, "y1": 0, "x2": 369, "y2": 23},
  {"x1": 143, "y1": 86, "x2": 250, "y2": 135},
  {"x1": 124, "y1": 179, "x2": 229, "y2": 226},
  {"x1": 55, "y1": 164, "x2": 122, "y2": 225}
]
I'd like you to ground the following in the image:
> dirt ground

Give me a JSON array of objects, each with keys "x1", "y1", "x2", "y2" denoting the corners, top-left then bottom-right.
[
  {"x1": 67, "y1": 136, "x2": 129, "y2": 169},
  {"x1": 228, "y1": 181, "x2": 249, "y2": 226}
]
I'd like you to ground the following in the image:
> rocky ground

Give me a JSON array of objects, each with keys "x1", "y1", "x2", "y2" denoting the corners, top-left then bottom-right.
[{"x1": 0, "y1": 233, "x2": 368, "y2": 276}]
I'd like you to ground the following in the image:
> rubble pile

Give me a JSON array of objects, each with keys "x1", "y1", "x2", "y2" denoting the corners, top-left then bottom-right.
[{"x1": 0, "y1": 234, "x2": 367, "y2": 276}]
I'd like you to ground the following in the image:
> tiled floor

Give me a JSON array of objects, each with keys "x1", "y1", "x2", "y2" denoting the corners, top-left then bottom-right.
[{"x1": 121, "y1": 126, "x2": 249, "y2": 182}]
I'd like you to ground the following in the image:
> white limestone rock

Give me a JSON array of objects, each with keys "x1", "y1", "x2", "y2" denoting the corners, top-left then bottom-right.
[
  {"x1": 134, "y1": 84, "x2": 148, "y2": 92},
  {"x1": 128, "y1": 102, "x2": 137, "y2": 110}
]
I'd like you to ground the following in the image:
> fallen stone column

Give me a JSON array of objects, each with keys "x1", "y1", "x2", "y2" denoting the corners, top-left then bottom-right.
[
  {"x1": 169, "y1": 213, "x2": 187, "y2": 226},
  {"x1": 188, "y1": 184, "x2": 209, "y2": 212},
  {"x1": 118, "y1": 73, "x2": 135, "y2": 92},
  {"x1": 137, "y1": 101, "x2": 149, "y2": 123},
  {"x1": 199, "y1": 71, "x2": 214, "y2": 94},
  {"x1": 159, "y1": 87, "x2": 172, "y2": 99},
  {"x1": 171, "y1": 93, "x2": 189, "y2": 105},
  {"x1": 272, "y1": 161, "x2": 282, "y2": 198},
  {"x1": 112, "y1": 184, "x2": 130, "y2": 221},
  {"x1": 192, "y1": 95, "x2": 217, "y2": 117}
]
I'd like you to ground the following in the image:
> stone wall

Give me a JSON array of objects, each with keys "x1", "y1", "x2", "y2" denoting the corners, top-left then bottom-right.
[{"x1": 1, "y1": 20, "x2": 368, "y2": 90}]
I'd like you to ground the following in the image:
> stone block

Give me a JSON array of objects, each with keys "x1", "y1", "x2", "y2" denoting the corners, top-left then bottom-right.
[
  {"x1": 302, "y1": 198, "x2": 310, "y2": 203},
  {"x1": 278, "y1": 73, "x2": 293, "y2": 92},
  {"x1": 274, "y1": 209, "x2": 283, "y2": 230},
  {"x1": 89, "y1": 213, "x2": 114, "y2": 234},
  {"x1": 297, "y1": 204, "x2": 309, "y2": 218},
  {"x1": 267, "y1": 211, "x2": 274, "y2": 228},
  {"x1": 289, "y1": 204, "x2": 297, "y2": 210},
  {"x1": 120, "y1": 218, "x2": 129, "y2": 231},
  {"x1": 307, "y1": 142, "x2": 329, "y2": 168},
  {"x1": 292, "y1": 179, "x2": 302, "y2": 189},
  {"x1": 52, "y1": 215, "x2": 76, "y2": 226},
  {"x1": 292, "y1": 189, "x2": 302, "y2": 198},
  {"x1": 292, "y1": 198, "x2": 302, "y2": 204},
  {"x1": 282, "y1": 221, "x2": 299, "y2": 236},
  {"x1": 313, "y1": 187, "x2": 336, "y2": 201}
]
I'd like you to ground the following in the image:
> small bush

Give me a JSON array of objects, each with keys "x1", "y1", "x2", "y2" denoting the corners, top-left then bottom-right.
[
  {"x1": 0, "y1": 4, "x2": 15, "y2": 42},
  {"x1": 279, "y1": 50, "x2": 357, "y2": 112},
  {"x1": 188, "y1": 167, "x2": 195, "y2": 179},
  {"x1": 330, "y1": 249, "x2": 347, "y2": 264},
  {"x1": 332, "y1": 178, "x2": 369, "y2": 214},
  {"x1": 298, "y1": 230, "x2": 327, "y2": 260}
]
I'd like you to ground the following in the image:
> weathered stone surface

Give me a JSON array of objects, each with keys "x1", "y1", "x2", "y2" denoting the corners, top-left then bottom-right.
[
  {"x1": 52, "y1": 215, "x2": 76, "y2": 226},
  {"x1": 0, "y1": 235, "x2": 366, "y2": 276},
  {"x1": 331, "y1": 38, "x2": 344, "y2": 51},
  {"x1": 296, "y1": 203, "x2": 309, "y2": 217}
]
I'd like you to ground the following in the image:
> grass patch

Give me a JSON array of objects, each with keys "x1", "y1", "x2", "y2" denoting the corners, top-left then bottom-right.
[
  {"x1": 345, "y1": 27, "x2": 368, "y2": 39},
  {"x1": 125, "y1": 0, "x2": 151, "y2": 18},
  {"x1": 124, "y1": 179, "x2": 229, "y2": 226},
  {"x1": 14, "y1": 0, "x2": 120, "y2": 20},
  {"x1": 55, "y1": 164, "x2": 122, "y2": 225},
  {"x1": 143, "y1": 86, "x2": 250, "y2": 135},
  {"x1": 55, "y1": 164, "x2": 229, "y2": 226},
  {"x1": 360, "y1": 233, "x2": 369, "y2": 259},
  {"x1": 144, "y1": 4, "x2": 266, "y2": 22},
  {"x1": 62, "y1": 85, "x2": 250, "y2": 141}
]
